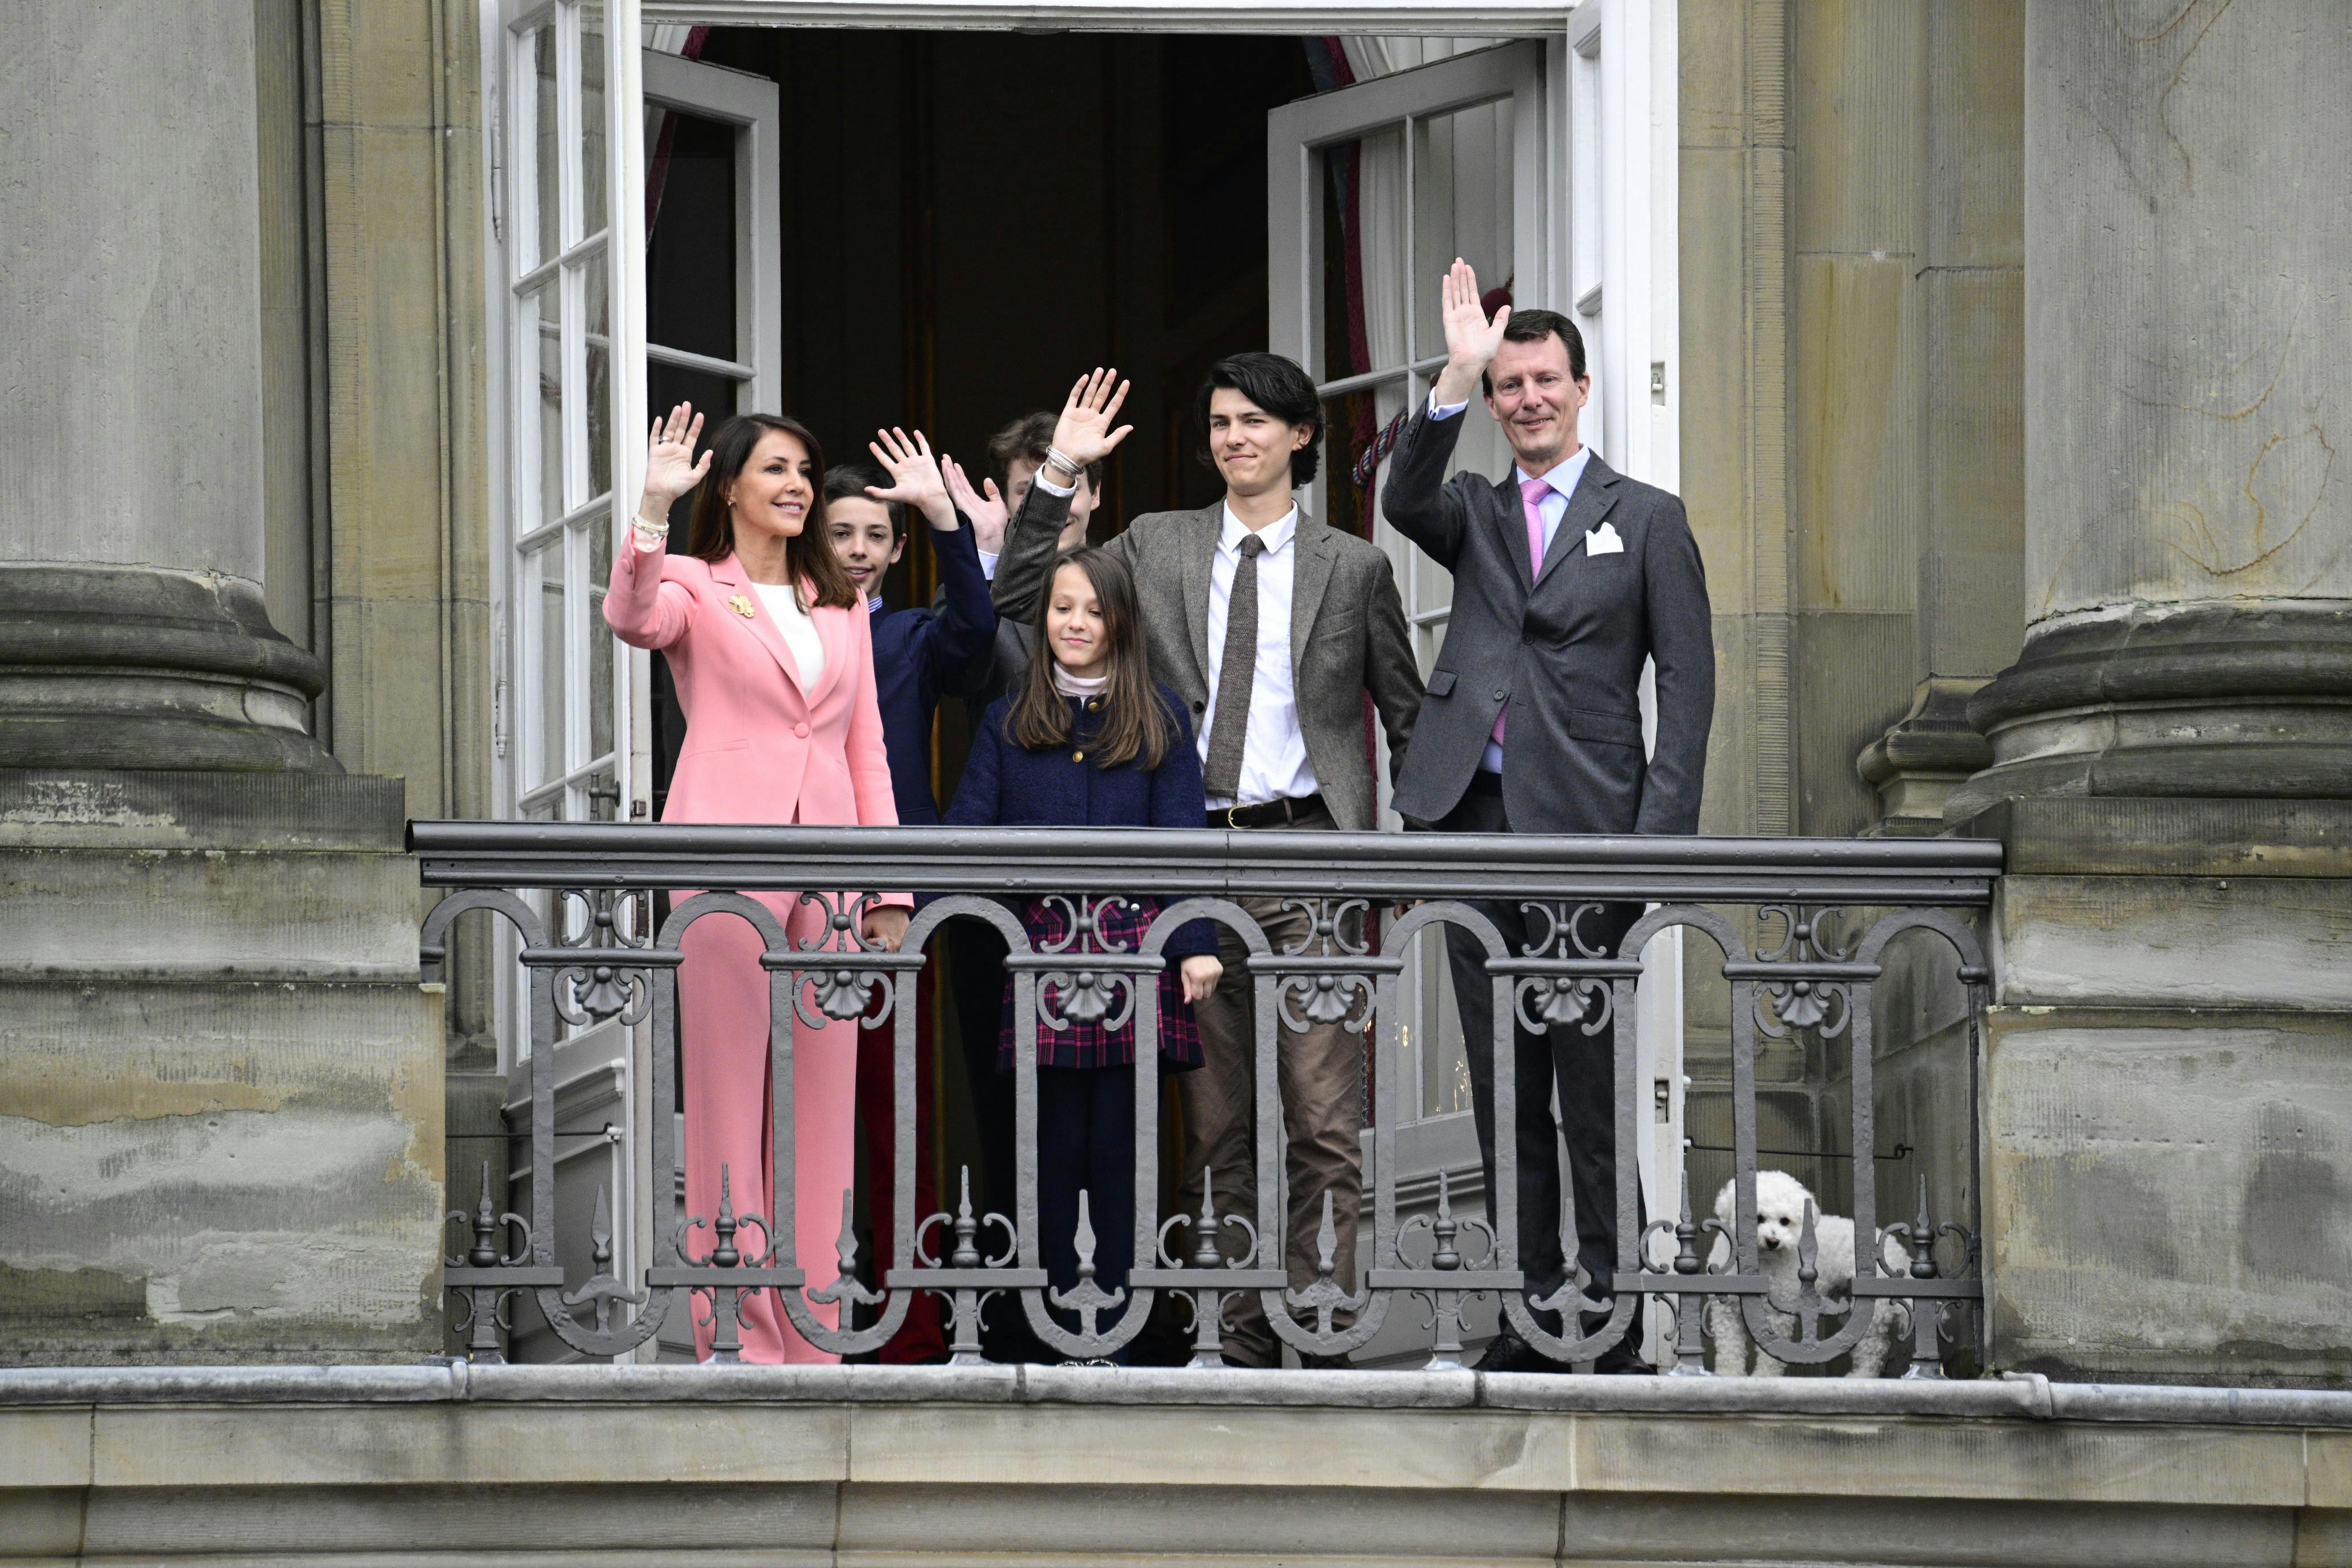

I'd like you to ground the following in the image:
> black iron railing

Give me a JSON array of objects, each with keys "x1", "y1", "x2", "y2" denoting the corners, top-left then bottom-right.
[{"x1": 414, "y1": 823, "x2": 1997, "y2": 1375}]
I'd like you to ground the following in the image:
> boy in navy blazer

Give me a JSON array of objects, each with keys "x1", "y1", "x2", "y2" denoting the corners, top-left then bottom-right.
[
  {"x1": 826, "y1": 434, "x2": 998, "y2": 1363},
  {"x1": 826, "y1": 446, "x2": 995, "y2": 822}
]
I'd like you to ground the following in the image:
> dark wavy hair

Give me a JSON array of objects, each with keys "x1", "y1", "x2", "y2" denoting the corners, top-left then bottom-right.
[
  {"x1": 1481, "y1": 307, "x2": 1587, "y2": 397},
  {"x1": 1195, "y1": 351, "x2": 1322, "y2": 488},
  {"x1": 1006, "y1": 546, "x2": 1169, "y2": 771},
  {"x1": 684, "y1": 414, "x2": 859, "y2": 609}
]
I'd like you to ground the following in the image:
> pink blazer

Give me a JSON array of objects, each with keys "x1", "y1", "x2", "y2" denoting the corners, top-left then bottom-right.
[{"x1": 605, "y1": 535, "x2": 902, "y2": 836}]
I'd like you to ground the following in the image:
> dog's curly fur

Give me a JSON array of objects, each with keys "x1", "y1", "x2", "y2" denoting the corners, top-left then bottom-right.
[{"x1": 1704, "y1": 1170, "x2": 1907, "y2": 1377}]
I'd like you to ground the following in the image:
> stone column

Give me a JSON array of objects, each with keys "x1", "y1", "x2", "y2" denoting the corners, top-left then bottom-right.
[
  {"x1": 0, "y1": 1, "x2": 330, "y2": 772},
  {"x1": 1958, "y1": 0, "x2": 2352, "y2": 1385},
  {"x1": 1951, "y1": 2, "x2": 2351, "y2": 815},
  {"x1": 0, "y1": 3, "x2": 441, "y2": 1363}
]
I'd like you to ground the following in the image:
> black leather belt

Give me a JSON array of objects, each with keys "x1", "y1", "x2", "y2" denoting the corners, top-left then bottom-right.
[{"x1": 1208, "y1": 793, "x2": 1326, "y2": 830}]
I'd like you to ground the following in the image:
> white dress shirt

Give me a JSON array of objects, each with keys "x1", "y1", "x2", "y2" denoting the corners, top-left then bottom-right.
[
  {"x1": 1429, "y1": 392, "x2": 1594, "y2": 772},
  {"x1": 1201, "y1": 503, "x2": 1319, "y2": 809}
]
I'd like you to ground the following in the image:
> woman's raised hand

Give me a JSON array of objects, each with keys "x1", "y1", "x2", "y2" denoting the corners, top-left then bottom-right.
[
  {"x1": 642, "y1": 402, "x2": 711, "y2": 512},
  {"x1": 1049, "y1": 366, "x2": 1134, "y2": 471},
  {"x1": 941, "y1": 455, "x2": 1008, "y2": 553},
  {"x1": 867, "y1": 427, "x2": 956, "y2": 528}
]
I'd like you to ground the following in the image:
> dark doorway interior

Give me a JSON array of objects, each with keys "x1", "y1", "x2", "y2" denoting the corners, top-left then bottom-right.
[
  {"x1": 641, "y1": 30, "x2": 1329, "y2": 1305},
  {"x1": 647, "y1": 28, "x2": 1323, "y2": 819}
]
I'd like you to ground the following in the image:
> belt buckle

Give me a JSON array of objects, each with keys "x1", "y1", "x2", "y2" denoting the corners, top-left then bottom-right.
[{"x1": 1225, "y1": 803, "x2": 1247, "y2": 830}]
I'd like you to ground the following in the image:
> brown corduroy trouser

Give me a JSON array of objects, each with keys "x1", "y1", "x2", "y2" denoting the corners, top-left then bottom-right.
[{"x1": 1177, "y1": 830, "x2": 1365, "y2": 1367}]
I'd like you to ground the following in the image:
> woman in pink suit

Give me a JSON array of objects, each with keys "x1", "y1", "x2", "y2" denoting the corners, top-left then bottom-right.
[{"x1": 606, "y1": 403, "x2": 912, "y2": 1363}]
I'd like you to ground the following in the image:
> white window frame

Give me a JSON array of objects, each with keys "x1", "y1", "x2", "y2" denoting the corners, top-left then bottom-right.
[
  {"x1": 474, "y1": 0, "x2": 1677, "y2": 1358},
  {"x1": 632, "y1": 50, "x2": 785, "y2": 820}
]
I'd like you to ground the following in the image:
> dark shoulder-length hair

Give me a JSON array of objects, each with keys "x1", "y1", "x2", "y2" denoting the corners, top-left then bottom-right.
[
  {"x1": 685, "y1": 413, "x2": 859, "y2": 610},
  {"x1": 1006, "y1": 545, "x2": 1169, "y2": 771}
]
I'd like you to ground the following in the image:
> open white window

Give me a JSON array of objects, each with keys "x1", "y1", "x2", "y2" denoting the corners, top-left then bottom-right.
[
  {"x1": 493, "y1": 0, "x2": 643, "y2": 834},
  {"x1": 1265, "y1": 11, "x2": 1684, "y2": 1342},
  {"x1": 1268, "y1": 36, "x2": 1550, "y2": 1248}
]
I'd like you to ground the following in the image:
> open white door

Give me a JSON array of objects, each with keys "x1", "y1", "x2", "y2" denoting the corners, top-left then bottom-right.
[
  {"x1": 1267, "y1": 17, "x2": 1683, "y2": 1360},
  {"x1": 489, "y1": 0, "x2": 646, "y2": 1360}
]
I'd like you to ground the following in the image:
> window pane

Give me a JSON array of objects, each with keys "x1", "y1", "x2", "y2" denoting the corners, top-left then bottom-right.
[
  {"x1": 647, "y1": 358, "x2": 740, "y2": 435},
  {"x1": 1319, "y1": 125, "x2": 1406, "y2": 385},
  {"x1": 532, "y1": 24, "x2": 559, "y2": 265},
  {"x1": 534, "y1": 542, "x2": 569, "y2": 786},
  {"x1": 647, "y1": 110, "x2": 738, "y2": 364},
  {"x1": 1412, "y1": 97, "x2": 1516, "y2": 368},
  {"x1": 578, "y1": 3, "x2": 608, "y2": 240},
  {"x1": 581, "y1": 252, "x2": 611, "y2": 500},
  {"x1": 521, "y1": 281, "x2": 565, "y2": 524},
  {"x1": 589, "y1": 518, "x2": 614, "y2": 761}
]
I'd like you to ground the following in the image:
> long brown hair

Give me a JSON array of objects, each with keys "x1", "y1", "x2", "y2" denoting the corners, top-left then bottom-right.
[
  {"x1": 1007, "y1": 546, "x2": 1169, "y2": 771},
  {"x1": 685, "y1": 414, "x2": 859, "y2": 609}
]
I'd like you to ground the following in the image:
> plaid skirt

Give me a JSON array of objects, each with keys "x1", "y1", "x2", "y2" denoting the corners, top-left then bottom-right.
[{"x1": 996, "y1": 896, "x2": 1205, "y2": 1072}]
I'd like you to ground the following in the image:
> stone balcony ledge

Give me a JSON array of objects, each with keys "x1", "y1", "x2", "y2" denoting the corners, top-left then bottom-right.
[{"x1": 8, "y1": 1365, "x2": 2352, "y2": 1565}]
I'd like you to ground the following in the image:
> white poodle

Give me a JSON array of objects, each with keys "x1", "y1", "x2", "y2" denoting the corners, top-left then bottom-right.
[{"x1": 1705, "y1": 1170, "x2": 1908, "y2": 1377}]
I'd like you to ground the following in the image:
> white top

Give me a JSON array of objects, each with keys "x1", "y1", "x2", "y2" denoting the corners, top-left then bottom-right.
[
  {"x1": 1429, "y1": 393, "x2": 1595, "y2": 773},
  {"x1": 1051, "y1": 667, "x2": 1107, "y2": 699},
  {"x1": 750, "y1": 579, "x2": 826, "y2": 691},
  {"x1": 1201, "y1": 502, "x2": 1318, "y2": 810}
]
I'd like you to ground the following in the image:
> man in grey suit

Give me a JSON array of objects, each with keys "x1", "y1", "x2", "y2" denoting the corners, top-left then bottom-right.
[
  {"x1": 1383, "y1": 262, "x2": 1714, "y2": 1374},
  {"x1": 995, "y1": 357, "x2": 1423, "y2": 1366}
]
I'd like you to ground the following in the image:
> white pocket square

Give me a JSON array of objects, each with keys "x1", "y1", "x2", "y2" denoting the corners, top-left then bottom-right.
[{"x1": 1585, "y1": 521, "x2": 1626, "y2": 556}]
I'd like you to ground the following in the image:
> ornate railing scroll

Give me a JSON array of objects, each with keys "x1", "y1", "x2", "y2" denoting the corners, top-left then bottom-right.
[{"x1": 413, "y1": 821, "x2": 1999, "y2": 1374}]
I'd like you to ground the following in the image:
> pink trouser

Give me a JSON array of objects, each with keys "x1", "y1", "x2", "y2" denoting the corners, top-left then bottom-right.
[{"x1": 677, "y1": 891, "x2": 856, "y2": 1364}]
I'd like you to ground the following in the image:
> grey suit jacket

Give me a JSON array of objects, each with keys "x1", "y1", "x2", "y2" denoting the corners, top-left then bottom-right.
[
  {"x1": 1380, "y1": 407, "x2": 1714, "y2": 836},
  {"x1": 991, "y1": 485, "x2": 1423, "y2": 833}
]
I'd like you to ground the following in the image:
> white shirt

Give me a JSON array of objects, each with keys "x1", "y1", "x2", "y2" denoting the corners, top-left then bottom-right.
[
  {"x1": 1200, "y1": 503, "x2": 1319, "y2": 809},
  {"x1": 1051, "y1": 666, "x2": 1107, "y2": 699},
  {"x1": 1429, "y1": 393, "x2": 1594, "y2": 772},
  {"x1": 750, "y1": 580, "x2": 826, "y2": 691}
]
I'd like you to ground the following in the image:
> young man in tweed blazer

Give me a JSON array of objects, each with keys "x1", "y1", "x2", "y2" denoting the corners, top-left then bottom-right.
[{"x1": 992, "y1": 358, "x2": 1423, "y2": 1366}]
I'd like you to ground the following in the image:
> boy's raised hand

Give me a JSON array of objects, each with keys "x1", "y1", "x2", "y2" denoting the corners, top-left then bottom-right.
[{"x1": 867, "y1": 427, "x2": 956, "y2": 528}]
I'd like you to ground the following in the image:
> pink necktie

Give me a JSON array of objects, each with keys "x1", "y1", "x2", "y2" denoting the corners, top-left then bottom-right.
[{"x1": 1491, "y1": 475, "x2": 1554, "y2": 749}]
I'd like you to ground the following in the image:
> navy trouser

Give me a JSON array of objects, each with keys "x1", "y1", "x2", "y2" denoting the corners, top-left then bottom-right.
[{"x1": 1035, "y1": 1063, "x2": 1137, "y2": 1360}]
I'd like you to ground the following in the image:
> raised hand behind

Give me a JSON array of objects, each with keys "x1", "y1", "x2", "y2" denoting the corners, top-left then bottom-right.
[{"x1": 942, "y1": 455, "x2": 1008, "y2": 553}]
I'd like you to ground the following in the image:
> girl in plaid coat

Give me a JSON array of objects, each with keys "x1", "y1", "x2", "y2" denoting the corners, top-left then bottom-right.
[{"x1": 945, "y1": 546, "x2": 1221, "y2": 1350}]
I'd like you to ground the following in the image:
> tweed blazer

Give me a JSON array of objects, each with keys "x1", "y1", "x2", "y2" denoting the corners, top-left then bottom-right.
[
  {"x1": 1379, "y1": 406, "x2": 1714, "y2": 836},
  {"x1": 990, "y1": 487, "x2": 1422, "y2": 833}
]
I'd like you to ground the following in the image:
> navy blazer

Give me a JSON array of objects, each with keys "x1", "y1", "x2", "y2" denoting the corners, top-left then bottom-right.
[
  {"x1": 945, "y1": 684, "x2": 1217, "y2": 959},
  {"x1": 869, "y1": 513, "x2": 995, "y2": 824}
]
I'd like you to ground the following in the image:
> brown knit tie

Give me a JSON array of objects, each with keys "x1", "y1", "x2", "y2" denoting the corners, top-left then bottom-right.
[{"x1": 1202, "y1": 533, "x2": 1265, "y2": 800}]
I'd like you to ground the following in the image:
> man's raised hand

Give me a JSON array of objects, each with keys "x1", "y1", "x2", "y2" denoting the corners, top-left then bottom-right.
[
  {"x1": 941, "y1": 456, "x2": 1008, "y2": 554},
  {"x1": 1432, "y1": 259, "x2": 1510, "y2": 407},
  {"x1": 1049, "y1": 366, "x2": 1134, "y2": 472},
  {"x1": 642, "y1": 402, "x2": 711, "y2": 512},
  {"x1": 867, "y1": 427, "x2": 957, "y2": 528}
]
